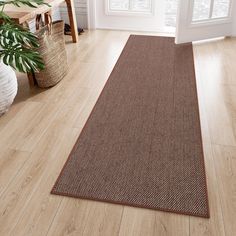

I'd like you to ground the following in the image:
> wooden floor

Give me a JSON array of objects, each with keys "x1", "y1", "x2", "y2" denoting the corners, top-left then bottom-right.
[{"x1": 0, "y1": 30, "x2": 236, "y2": 236}]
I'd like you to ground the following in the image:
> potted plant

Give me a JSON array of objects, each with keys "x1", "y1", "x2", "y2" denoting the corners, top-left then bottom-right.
[{"x1": 0, "y1": 0, "x2": 48, "y2": 116}]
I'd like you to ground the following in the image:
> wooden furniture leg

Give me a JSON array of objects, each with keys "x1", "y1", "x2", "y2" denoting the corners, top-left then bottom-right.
[
  {"x1": 65, "y1": 0, "x2": 79, "y2": 43},
  {"x1": 22, "y1": 22, "x2": 37, "y2": 86},
  {"x1": 27, "y1": 72, "x2": 37, "y2": 87}
]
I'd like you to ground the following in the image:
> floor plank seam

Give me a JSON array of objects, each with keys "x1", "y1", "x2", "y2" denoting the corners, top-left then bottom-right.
[
  {"x1": 0, "y1": 150, "x2": 32, "y2": 199},
  {"x1": 45, "y1": 198, "x2": 64, "y2": 236}
]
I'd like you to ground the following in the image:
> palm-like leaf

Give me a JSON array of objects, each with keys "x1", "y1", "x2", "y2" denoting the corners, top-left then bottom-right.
[
  {"x1": 0, "y1": 23, "x2": 39, "y2": 48},
  {"x1": 0, "y1": 11, "x2": 11, "y2": 22},
  {"x1": 0, "y1": 44, "x2": 45, "y2": 73},
  {"x1": 0, "y1": 0, "x2": 50, "y2": 8},
  {"x1": 0, "y1": 0, "x2": 50, "y2": 73}
]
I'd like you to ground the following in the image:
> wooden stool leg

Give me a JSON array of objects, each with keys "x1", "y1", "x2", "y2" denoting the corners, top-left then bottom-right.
[
  {"x1": 23, "y1": 21, "x2": 37, "y2": 86},
  {"x1": 65, "y1": 0, "x2": 79, "y2": 43},
  {"x1": 27, "y1": 72, "x2": 37, "y2": 87}
]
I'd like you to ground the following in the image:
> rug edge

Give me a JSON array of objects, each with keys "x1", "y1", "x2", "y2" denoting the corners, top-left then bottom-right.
[{"x1": 51, "y1": 189, "x2": 210, "y2": 218}]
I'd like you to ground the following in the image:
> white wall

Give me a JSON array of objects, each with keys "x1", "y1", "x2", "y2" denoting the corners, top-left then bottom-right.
[
  {"x1": 233, "y1": 19, "x2": 236, "y2": 36},
  {"x1": 60, "y1": 0, "x2": 88, "y2": 29}
]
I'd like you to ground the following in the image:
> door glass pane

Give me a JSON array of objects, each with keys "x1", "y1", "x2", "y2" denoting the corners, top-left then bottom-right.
[
  {"x1": 192, "y1": 0, "x2": 211, "y2": 21},
  {"x1": 109, "y1": 0, "x2": 129, "y2": 11},
  {"x1": 212, "y1": 0, "x2": 230, "y2": 18},
  {"x1": 130, "y1": 0, "x2": 152, "y2": 12}
]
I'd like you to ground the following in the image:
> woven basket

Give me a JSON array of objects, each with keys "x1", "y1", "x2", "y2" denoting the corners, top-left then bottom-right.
[
  {"x1": 35, "y1": 19, "x2": 68, "y2": 88},
  {"x1": 0, "y1": 62, "x2": 18, "y2": 116}
]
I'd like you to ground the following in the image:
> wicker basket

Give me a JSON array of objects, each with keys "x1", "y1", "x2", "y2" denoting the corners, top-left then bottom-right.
[{"x1": 35, "y1": 18, "x2": 68, "y2": 88}]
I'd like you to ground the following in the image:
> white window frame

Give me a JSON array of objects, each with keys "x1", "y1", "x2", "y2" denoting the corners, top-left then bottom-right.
[
  {"x1": 188, "y1": 0, "x2": 233, "y2": 27},
  {"x1": 105, "y1": 0, "x2": 155, "y2": 17}
]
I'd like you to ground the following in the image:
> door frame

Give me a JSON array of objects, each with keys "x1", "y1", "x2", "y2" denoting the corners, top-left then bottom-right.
[{"x1": 87, "y1": 0, "x2": 96, "y2": 29}]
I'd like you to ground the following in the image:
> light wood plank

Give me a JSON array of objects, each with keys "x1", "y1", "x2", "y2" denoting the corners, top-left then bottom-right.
[
  {"x1": 8, "y1": 127, "x2": 80, "y2": 236},
  {"x1": 194, "y1": 39, "x2": 236, "y2": 146},
  {"x1": 119, "y1": 207, "x2": 189, "y2": 236},
  {"x1": 212, "y1": 145, "x2": 236, "y2": 236},
  {"x1": 47, "y1": 200, "x2": 123, "y2": 236},
  {"x1": 0, "y1": 123, "x2": 66, "y2": 235},
  {"x1": 0, "y1": 101, "x2": 44, "y2": 151},
  {"x1": 189, "y1": 45, "x2": 226, "y2": 236},
  {"x1": 0, "y1": 101, "x2": 26, "y2": 130},
  {"x1": 0, "y1": 149, "x2": 30, "y2": 196}
]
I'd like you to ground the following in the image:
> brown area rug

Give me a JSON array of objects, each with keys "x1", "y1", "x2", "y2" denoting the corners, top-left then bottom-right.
[{"x1": 51, "y1": 35, "x2": 210, "y2": 218}]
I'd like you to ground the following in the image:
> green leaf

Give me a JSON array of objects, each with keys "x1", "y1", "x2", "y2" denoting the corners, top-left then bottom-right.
[
  {"x1": 0, "y1": 23, "x2": 40, "y2": 48},
  {"x1": 0, "y1": 12, "x2": 11, "y2": 22},
  {"x1": 0, "y1": 44, "x2": 45, "y2": 73},
  {"x1": 0, "y1": 0, "x2": 49, "y2": 73},
  {"x1": 0, "y1": 0, "x2": 50, "y2": 8}
]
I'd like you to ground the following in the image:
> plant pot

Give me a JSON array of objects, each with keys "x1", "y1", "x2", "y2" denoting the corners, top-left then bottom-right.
[{"x1": 0, "y1": 62, "x2": 18, "y2": 117}]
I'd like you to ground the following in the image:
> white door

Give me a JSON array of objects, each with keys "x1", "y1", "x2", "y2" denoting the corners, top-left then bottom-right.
[
  {"x1": 176, "y1": 0, "x2": 235, "y2": 44},
  {"x1": 95, "y1": 0, "x2": 166, "y2": 32}
]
